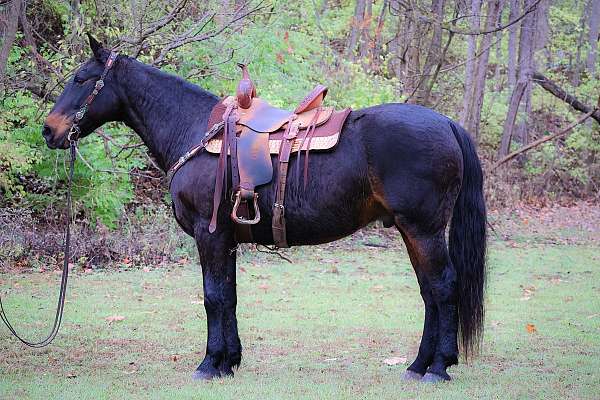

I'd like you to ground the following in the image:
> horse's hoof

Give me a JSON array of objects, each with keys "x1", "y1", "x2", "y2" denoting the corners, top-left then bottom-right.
[
  {"x1": 402, "y1": 370, "x2": 424, "y2": 381},
  {"x1": 421, "y1": 372, "x2": 451, "y2": 383},
  {"x1": 192, "y1": 369, "x2": 220, "y2": 381}
]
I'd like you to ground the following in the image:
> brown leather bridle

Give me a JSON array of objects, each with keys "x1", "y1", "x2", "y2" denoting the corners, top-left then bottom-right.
[
  {"x1": 0, "y1": 51, "x2": 118, "y2": 348},
  {"x1": 68, "y1": 51, "x2": 118, "y2": 142}
]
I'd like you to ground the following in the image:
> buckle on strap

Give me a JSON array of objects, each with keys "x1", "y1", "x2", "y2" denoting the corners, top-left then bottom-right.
[
  {"x1": 231, "y1": 191, "x2": 261, "y2": 225},
  {"x1": 67, "y1": 124, "x2": 80, "y2": 143}
]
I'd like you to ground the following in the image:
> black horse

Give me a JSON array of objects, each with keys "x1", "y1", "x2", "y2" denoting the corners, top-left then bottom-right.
[{"x1": 42, "y1": 37, "x2": 487, "y2": 383}]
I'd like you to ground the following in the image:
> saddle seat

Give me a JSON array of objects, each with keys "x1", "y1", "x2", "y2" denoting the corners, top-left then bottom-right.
[{"x1": 223, "y1": 94, "x2": 333, "y2": 133}]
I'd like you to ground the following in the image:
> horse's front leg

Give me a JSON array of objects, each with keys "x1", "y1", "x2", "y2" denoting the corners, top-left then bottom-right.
[{"x1": 193, "y1": 225, "x2": 242, "y2": 380}]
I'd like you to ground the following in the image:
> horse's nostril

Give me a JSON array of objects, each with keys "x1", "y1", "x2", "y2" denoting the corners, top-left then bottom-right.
[{"x1": 42, "y1": 125, "x2": 52, "y2": 139}]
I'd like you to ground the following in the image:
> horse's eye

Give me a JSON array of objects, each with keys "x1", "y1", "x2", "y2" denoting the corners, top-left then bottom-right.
[{"x1": 73, "y1": 76, "x2": 86, "y2": 84}]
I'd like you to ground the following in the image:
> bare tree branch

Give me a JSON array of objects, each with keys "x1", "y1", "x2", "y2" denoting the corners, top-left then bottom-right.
[
  {"x1": 492, "y1": 106, "x2": 599, "y2": 170},
  {"x1": 532, "y1": 71, "x2": 600, "y2": 124},
  {"x1": 151, "y1": 1, "x2": 266, "y2": 66},
  {"x1": 119, "y1": 0, "x2": 189, "y2": 46},
  {"x1": 403, "y1": 0, "x2": 543, "y2": 36}
]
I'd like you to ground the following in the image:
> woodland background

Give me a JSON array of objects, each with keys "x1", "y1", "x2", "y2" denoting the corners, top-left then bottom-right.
[{"x1": 0, "y1": 0, "x2": 599, "y2": 269}]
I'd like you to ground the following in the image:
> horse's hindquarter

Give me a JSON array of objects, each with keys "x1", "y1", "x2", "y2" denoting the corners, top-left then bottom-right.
[{"x1": 360, "y1": 103, "x2": 464, "y2": 233}]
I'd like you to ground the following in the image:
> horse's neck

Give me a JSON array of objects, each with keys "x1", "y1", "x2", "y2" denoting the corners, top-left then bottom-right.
[{"x1": 117, "y1": 60, "x2": 219, "y2": 171}]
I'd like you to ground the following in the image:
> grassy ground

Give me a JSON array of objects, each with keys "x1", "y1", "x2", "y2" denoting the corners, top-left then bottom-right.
[{"x1": 1, "y1": 215, "x2": 599, "y2": 399}]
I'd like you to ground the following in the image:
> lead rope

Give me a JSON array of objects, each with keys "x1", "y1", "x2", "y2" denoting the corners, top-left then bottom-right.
[
  {"x1": 0, "y1": 139, "x2": 76, "y2": 348},
  {"x1": 0, "y1": 51, "x2": 118, "y2": 347}
]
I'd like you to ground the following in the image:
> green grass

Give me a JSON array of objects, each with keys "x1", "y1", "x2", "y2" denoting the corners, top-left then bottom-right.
[{"x1": 1, "y1": 234, "x2": 599, "y2": 399}]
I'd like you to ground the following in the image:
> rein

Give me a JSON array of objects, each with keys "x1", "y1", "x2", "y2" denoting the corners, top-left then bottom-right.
[{"x1": 0, "y1": 51, "x2": 118, "y2": 348}]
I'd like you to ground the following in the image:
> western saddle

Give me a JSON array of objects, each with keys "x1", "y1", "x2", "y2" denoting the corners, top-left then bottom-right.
[{"x1": 171, "y1": 64, "x2": 350, "y2": 247}]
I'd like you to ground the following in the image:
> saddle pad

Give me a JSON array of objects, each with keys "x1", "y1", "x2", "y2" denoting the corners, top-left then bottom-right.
[{"x1": 205, "y1": 108, "x2": 351, "y2": 155}]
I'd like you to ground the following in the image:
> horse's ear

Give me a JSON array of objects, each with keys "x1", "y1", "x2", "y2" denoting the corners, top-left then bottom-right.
[{"x1": 87, "y1": 33, "x2": 106, "y2": 61}]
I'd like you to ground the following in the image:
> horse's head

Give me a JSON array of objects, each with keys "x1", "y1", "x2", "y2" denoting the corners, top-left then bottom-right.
[{"x1": 43, "y1": 34, "x2": 123, "y2": 149}]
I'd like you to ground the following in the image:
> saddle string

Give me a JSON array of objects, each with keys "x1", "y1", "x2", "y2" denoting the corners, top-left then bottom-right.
[
  {"x1": 295, "y1": 107, "x2": 322, "y2": 189},
  {"x1": 0, "y1": 141, "x2": 75, "y2": 348}
]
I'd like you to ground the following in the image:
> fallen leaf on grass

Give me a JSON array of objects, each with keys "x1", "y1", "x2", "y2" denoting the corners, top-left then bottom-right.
[
  {"x1": 520, "y1": 285, "x2": 536, "y2": 301},
  {"x1": 105, "y1": 315, "x2": 125, "y2": 323},
  {"x1": 526, "y1": 323, "x2": 537, "y2": 333},
  {"x1": 370, "y1": 285, "x2": 385, "y2": 293},
  {"x1": 383, "y1": 356, "x2": 407, "y2": 366}
]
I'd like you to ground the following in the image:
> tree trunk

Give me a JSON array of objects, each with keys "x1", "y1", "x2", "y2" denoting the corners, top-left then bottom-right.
[
  {"x1": 494, "y1": 29, "x2": 503, "y2": 91},
  {"x1": 498, "y1": 79, "x2": 527, "y2": 157},
  {"x1": 402, "y1": 6, "x2": 422, "y2": 95},
  {"x1": 460, "y1": 0, "x2": 482, "y2": 126},
  {"x1": 586, "y1": 0, "x2": 600, "y2": 76},
  {"x1": 0, "y1": 0, "x2": 22, "y2": 92},
  {"x1": 387, "y1": 13, "x2": 403, "y2": 80},
  {"x1": 507, "y1": 0, "x2": 520, "y2": 88},
  {"x1": 515, "y1": 0, "x2": 549, "y2": 146},
  {"x1": 462, "y1": 0, "x2": 502, "y2": 137},
  {"x1": 370, "y1": 0, "x2": 388, "y2": 70},
  {"x1": 413, "y1": 0, "x2": 446, "y2": 105},
  {"x1": 346, "y1": 0, "x2": 367, "y2": 59},
  {"x1": 572, "y1": 0, "x2": 587, "y2": 86},
  {"x1": 69, "y1": 0, "x2": 84, "y2": 54},
  {"x1": 359, "y1": 0, "x2": 372, "y2": 60},
  {"x1": 513, "y1": 0, "x2": 538, "y2": 146}
]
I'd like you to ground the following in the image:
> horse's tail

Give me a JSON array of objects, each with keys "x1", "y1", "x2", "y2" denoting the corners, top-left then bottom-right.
[{"x1": 448, "y1": 121, "x2": 487, "y2": 359}]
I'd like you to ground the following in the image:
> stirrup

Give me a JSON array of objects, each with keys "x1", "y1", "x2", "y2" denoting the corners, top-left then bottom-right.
[{"x1": 231, "y1": 191, "x2": 261, "y2": 225}]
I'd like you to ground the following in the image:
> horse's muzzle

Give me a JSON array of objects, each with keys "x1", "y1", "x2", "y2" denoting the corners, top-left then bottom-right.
[{"x1": 42, "y1": 124, "x2": 69, "y2": 149}]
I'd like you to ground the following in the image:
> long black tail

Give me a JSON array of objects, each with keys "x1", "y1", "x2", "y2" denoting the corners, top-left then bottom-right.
[{"x1": 448, "y1": 122, "x2": 487, "y2": 359}]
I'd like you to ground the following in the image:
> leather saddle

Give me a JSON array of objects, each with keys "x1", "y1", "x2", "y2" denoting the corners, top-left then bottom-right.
[{"x1": 206, "y1": 64, "x2": 351, "y2": 247}]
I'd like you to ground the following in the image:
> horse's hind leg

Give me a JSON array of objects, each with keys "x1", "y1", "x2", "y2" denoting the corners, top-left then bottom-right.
[
  {"x1": 193, "y1": 226, "x2": 242, "y2": 380},
  {"x1": 401, "y1": 228, "x2": 458, "y2": 382},
  {"x1": 400, "y1": 232, "x2": 438, "y2": 380}
]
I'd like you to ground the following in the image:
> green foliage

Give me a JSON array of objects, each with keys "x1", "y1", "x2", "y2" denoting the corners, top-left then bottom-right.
[
  {"x1": 2, "y1": 0, "x2": 599, "y2": 227},
  {"x1": 0, "y1": 86, "x2": 134, "y2": 226},
  {"x1": 0, "y1": 92, "x2": 44, "y2": 196},
  {"x1": 480, "y1": 90, "x2": 510, "y2": 145}
]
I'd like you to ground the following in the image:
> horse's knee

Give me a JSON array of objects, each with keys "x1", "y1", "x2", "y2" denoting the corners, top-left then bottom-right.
[{"x1": 203, "y1": 287, "x2": 222, "y2": 312}]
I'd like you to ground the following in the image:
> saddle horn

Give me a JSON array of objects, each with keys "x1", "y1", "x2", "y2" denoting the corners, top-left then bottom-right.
[{"x1": 236, "y1": 63, "x2": 256, "y2": 109}]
